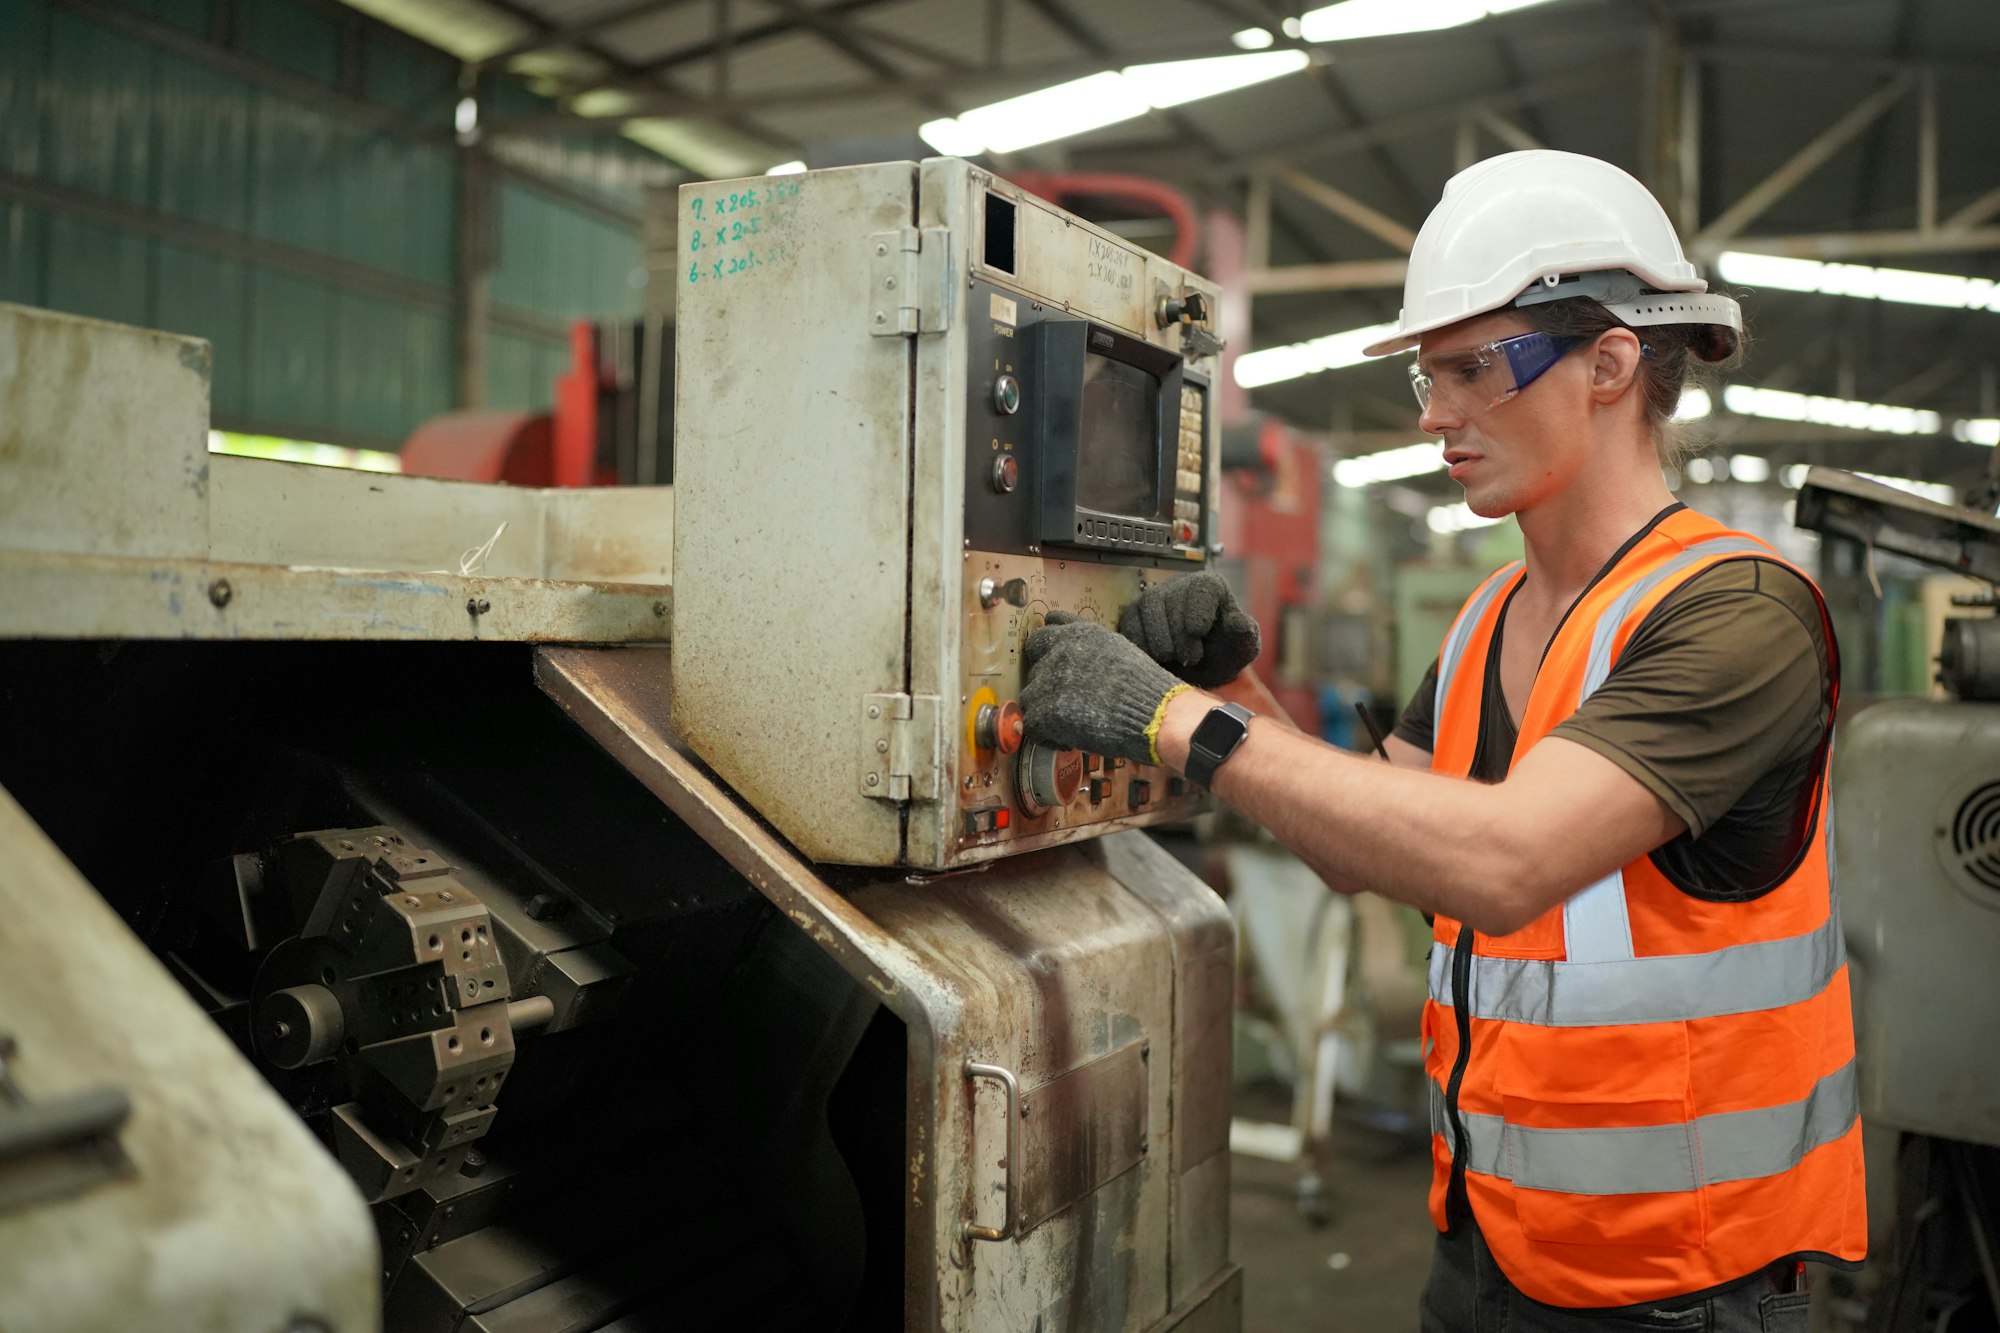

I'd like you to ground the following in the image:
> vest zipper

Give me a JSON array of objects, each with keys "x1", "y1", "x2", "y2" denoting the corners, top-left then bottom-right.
[{"x1": 1444, "y1": 921, "x2": 1475, "y2": 1228}]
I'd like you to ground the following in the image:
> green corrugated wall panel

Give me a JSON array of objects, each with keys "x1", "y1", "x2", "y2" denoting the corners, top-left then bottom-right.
[
  {"x1": 250, "y1": 90, "x2": 337, "y2": 254},
  {"x1": 484, "y1": 330, "x2": 564, "y2": 414},
  {"x1": 402, "y1": 143, "x2": 454, "y2": 285},
  {"x1": 110, "y1": 0, "x2": 211, "y2": 34},
  {"x1": 491, "y1": 184, "x2": 543, "y2": 314},
  {"x1": 238, "y1": 0, "x2": 337, "y2": 87},
  {"x1": 4, "y1": 3, "x2": 656, "y2": 445},
  {"x1": 248, "y1": 267, "x2": 333, "y2": 430},
  {"x1": 45, "y1": 215, "x2": 150, "y2": 328},
  {"x1": 333, "y1": 292, "x2": 433, "y2": 443},
  {"x1": 154, "y1": 243, "x2": 248, "y2": 421},
  {"x1": 493, "y1": 182, "x2": 642, "y2": 322},
  {"x1": 155, "y1": 53, "x2": 253, "y2": 234},
  {"x1": 331, "y1": 132, "x2": 452, "y2": 285},
  {"x1": 129, "y1": 0, "x2": 211, "y2": 34},
  {"x1": 361, "y1": 28, "x2": 454, "y2": 121},
  {"x1": 406, "y1": 306, "x2": 454, "y2": 427},
  {"x1": 0, "y1": 203, "x2": 46, "y2": 307},
  {"x1": 484, "y1": 330, "x2": 531, "y2": 414},
  {"x1": 46, "y1": 11, "x2": 154, "y2": 209},
  {"x1": 0, "y1": 0, "x2": 49, "y2": 177}
]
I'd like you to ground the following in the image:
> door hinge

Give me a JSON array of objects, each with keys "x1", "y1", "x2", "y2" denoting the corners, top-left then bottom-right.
[
  {"x1": 860, "y1": 692, "x2": 943, "y2": 802},
  {"x1": 868, "y1": 227, "x2": 953, "y2": 336}
]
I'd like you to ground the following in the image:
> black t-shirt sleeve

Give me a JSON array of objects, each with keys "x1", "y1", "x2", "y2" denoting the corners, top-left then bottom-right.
[
  {"x1": 1394, "y1": 658, "x2": 1441, "y2": 754},
  {"x1": 1549, "y1": 559, "x2": 1833, "y2": 842}
]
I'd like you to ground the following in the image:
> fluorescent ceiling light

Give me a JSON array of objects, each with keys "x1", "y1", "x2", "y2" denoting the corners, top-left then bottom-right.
[
  {"x1": 1235, "y1": 321, "x2": 1400, "y2": 388},
  {"x1": 1333, "y1": 441, "x2": 1444, "y2": 487},
  {"x1": 1232, "y1": 27, "x2": 1275, "y2": 48},
  {"x1": 1298, "y1": 0, "x2": 1559, "y2": 43},
  {"x1": 1673, "y1": 387, "x2": 1712, "y2": 422},
  {"x1": 1730, "y1": 453, "x2": 1772, "y2": 483},
  {"x1": 1281, "y1": 17, "x2": 1304, "y2": 36},
  {"x1": 1955, "y1": 418, "x2": 2000, "y2": 446},
  {"x1": 1716, "y1": 251, "x2": 2000, "y2": 313},
  {"x1": 920, "y1": 52, "x2": 1307, "y2": 156},
  {"x1": 1782, "y1": 463, "x2": 1811, "y2": 489},
  {"x1": 765, "y1": 160, "x2": 807, "y2": 175},
  {"x1": 1428, "y1": 502, "x2": 1508, "y2": 534},
  {"x1": 1722, "y1": 385, "x2": 1942, "y2": 437},
  {"x1": 1126, "y1": 52, "x2": 1312, "y2": 108}
]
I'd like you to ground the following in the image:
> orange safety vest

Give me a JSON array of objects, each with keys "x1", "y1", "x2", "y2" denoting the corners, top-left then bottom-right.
[{"x1": 1422, "y1": 507, "x2": 1865, "y2": 1310}]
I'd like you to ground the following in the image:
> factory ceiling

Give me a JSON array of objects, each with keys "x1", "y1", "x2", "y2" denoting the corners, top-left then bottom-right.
[{"x1": 340, "y1": 0, "x2": 2000, "y2": 497}]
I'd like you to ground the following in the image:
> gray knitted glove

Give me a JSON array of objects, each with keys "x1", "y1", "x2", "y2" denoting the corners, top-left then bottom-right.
[
  {"x1": 1020, "y1": 612, "x2": 1188, "y2": 766},
  {"x1": 1118, "y1": 572, "x2": 1261, "y2": 689}
]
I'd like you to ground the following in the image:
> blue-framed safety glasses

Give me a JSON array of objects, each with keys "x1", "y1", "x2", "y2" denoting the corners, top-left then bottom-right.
[{"x1": 1408, "y1": 331, "x2": 1584, "y2": 415}]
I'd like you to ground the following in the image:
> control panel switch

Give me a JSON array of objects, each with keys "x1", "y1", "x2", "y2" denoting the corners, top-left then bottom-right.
[
  {"x1": 978, "y1": 577, "x2": 1029, "y2": 609},
  {"x1": 962, "y1": 806, "x2": 1013, "y2": 837},
  {"x1": 974, "y1": 699, "x2": 1025, "y2": 754}
]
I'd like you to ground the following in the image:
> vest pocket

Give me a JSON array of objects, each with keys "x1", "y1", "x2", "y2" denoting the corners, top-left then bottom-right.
[{"x1": 1496, "y1": 1023, "x2": 1707, "y2": 1250}]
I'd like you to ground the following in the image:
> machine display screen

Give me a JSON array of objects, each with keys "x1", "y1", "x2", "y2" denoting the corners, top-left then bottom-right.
[{"x1": 1076, "y1": 353, "x2": 1161, "y2": 517}]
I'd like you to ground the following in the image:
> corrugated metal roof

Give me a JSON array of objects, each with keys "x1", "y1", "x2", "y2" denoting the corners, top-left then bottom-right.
[{"x1": 334, "y1": 0, "x2": 2000, "y2": 484}]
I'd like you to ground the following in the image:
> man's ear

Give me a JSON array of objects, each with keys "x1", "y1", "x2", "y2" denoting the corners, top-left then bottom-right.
[{"x1": 1588, "y1": 327, "x2": 1645, "y2": 405}]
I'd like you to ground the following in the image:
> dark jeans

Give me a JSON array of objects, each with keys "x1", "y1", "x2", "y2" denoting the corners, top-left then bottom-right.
[{"x1": 1418, "y1": 1219, "x2": 1811, "y2": 1332}]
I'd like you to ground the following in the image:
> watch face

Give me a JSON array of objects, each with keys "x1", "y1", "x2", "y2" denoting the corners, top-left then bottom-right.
[
  {"x1": 1186, "y1": 704, "x2": 1252, "y2": 789},
  {"x1": 1191, "y1": 705, "x2": 1250, "y2": 756}
]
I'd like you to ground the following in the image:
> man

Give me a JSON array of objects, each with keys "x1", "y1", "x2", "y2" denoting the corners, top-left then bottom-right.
[{"x1": 1021, "y1": 150, "x2": 1863, "y2": 1329}]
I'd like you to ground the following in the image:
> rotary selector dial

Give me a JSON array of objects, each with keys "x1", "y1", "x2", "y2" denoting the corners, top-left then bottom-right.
[{"x1": 1016, "y1": 743, "x2": 1085, "y2": 816}]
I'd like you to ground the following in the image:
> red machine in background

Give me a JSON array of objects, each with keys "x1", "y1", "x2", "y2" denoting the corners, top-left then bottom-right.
[
  {"x1": 1216, "y1": 415, "x2": 1330, "y2": 736},
  {"x1": 401, "y1": 319, "x2": 673, "y2": 488}
]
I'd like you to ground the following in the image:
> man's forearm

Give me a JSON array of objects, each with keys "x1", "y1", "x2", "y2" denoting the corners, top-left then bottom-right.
[{"x1": 1155, "y1": 690, "x2": 1560, "y2": 935}]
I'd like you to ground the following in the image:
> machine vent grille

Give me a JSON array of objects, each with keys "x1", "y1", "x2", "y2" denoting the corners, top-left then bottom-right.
[{"x1": 1949, "y1": 782, "x2": 2000, "y2": 892}]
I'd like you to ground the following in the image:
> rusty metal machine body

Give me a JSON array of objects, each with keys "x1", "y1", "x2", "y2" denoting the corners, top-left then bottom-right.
[{"x1": 0, "y1": 160, "x2": 1239, "y2": 1333}]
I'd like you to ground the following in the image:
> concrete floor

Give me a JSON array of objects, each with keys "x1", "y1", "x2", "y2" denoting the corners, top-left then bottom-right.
[{"x1": 1230, "y1": 1095, "x2": 1438, "y2": 1332}]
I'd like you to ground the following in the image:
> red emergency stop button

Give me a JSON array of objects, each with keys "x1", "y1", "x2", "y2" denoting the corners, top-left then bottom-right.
[{"x1": 975, "y1": 700, "x2": 1025, "y2": 754}]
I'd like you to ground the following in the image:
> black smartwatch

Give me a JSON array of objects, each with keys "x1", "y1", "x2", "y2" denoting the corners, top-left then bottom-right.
[{"x1": 1183, "y1": 702, "x2": 1255, "y2": 791}]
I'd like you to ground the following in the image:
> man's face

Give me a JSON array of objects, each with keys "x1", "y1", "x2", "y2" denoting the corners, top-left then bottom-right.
[{"x1": 1413, "y1": 312, "x2": 1596, "y2": 520}]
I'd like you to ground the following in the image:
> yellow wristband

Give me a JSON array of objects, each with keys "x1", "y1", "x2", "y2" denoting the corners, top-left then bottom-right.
[{"x1": 1145, "y1": 684, "x2": 1194, "y2": 766}]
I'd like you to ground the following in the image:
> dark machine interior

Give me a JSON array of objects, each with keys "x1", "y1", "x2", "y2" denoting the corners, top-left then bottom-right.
[{"x1": 0, "y1": 640, "x2": 905, "y2": 1332}]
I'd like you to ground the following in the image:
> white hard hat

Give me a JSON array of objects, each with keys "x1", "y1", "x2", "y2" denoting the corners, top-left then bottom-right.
[{"x1": 1362, "y1": 150, "x2": 1741, "y2": 359}]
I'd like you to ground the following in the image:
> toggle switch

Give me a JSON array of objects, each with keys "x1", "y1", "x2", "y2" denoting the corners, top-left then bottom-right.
[{"x1": 979, "y1": 577, "x2": 1029, "y2": 609}]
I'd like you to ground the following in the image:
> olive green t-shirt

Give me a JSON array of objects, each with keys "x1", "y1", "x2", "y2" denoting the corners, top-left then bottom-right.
[{"x1": 1392, "y1": 533, "x2": 1836, "y2": 901}]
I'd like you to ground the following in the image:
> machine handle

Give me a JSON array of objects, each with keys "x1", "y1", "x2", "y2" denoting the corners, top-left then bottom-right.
[{"x1": 963, "y1": 1060, "x2": 1021, "y2": 1243}]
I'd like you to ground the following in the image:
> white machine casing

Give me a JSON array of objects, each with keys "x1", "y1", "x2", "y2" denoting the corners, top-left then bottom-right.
[
  {"x1": 1835, "y1": 699, "x2": 2000, "y2": 1147},
  {"x1": 673, "y1": 158, "x2": 1224, "y2": 870}
]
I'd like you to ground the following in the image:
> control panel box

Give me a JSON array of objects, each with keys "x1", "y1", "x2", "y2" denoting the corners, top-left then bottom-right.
[{"x1": 673, "y1": 158, "x2": 1224, "y2": 870}]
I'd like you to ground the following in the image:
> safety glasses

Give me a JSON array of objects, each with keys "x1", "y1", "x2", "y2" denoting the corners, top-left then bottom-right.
[{"x1": 1408, "y1": 331, "x2": 1584, "y2": 416}]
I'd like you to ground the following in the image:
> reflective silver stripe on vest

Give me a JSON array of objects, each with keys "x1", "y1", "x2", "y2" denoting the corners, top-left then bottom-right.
[
  {"x1": 1560, "y1": 536, "x2": 1776, "y2": 965},
  {"x1": 1425, "y1": 909, "x2": 1845, "y2": 1024},
  {"x1": 1431, "y1": 1060, "x2": 1859, "y2": 1195},
  {"x1": 1562, "y1": 871, "x2": 1633, "y2": 964},
  {"x1": 1434, "y1": 562, "x2": 1523, "y2": 723},
  {"x1": 1579, "y1": 536, "x2": 1775, "y2": 698}
]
